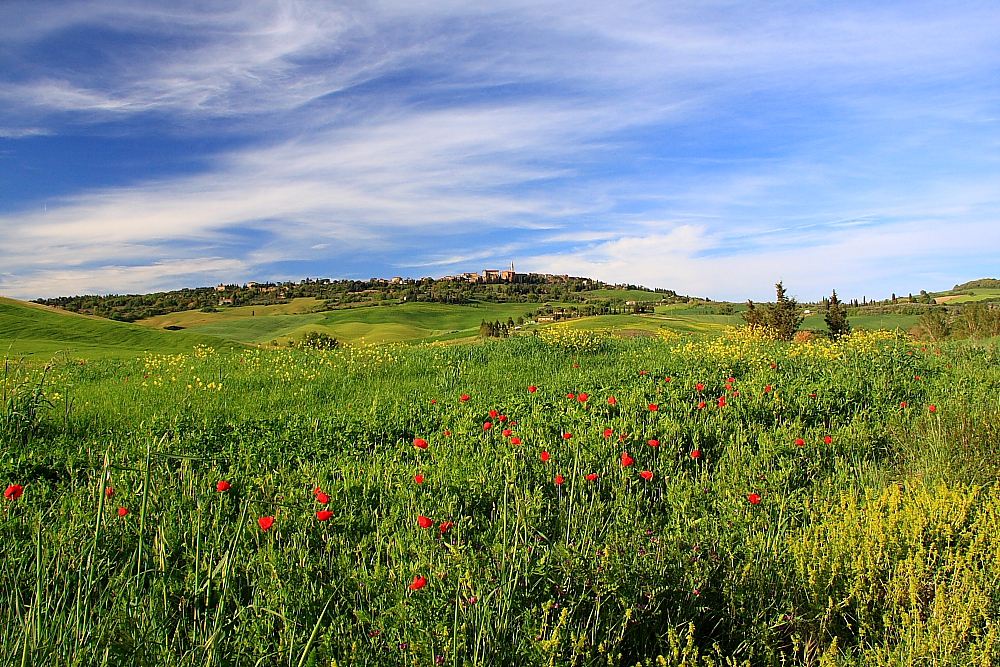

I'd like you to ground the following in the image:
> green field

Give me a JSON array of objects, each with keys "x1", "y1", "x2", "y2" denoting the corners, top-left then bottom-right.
[
  {"x1": 0, "y1": 297, "x2": 246, "y2": 358},
  {"x1": 583, "y1": 289, "x2": 667, "y2": 302},
  {"x1": 931, "y1": 288, "x2": 1000, "y2": 304},
  {"x1": 3, "y1": 321, "x2": 1000, "y2": 666}
]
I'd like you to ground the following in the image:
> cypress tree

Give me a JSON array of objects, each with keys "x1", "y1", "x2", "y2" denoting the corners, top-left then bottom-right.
[{"x1": 824, "y1": 290, "x2": 851, "y2": 339}]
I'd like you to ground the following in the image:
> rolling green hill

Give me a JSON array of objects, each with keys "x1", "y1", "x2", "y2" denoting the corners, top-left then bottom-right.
[{"x1": 0, "y1": 297, "x2": 247, "y2": 358}]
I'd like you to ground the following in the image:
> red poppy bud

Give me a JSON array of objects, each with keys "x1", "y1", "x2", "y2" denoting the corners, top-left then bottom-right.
[
  {"x1": 414, "y1": 438, "x2": 428, "y2": 449},
  {"x1": 607, "y1": 396, "x2": 617, "y2": 405},
  {"x1": 105, "y1": 486, "x2": 115, "y2": 498},
  {"x1": 483, "y1": 422, "x2": 492, "y2": 430},
  {"x1": 258, "y1": 517, "x2": 274, "y2": 530},
  {"x1": 216, "y1": 481, "x2": 231, "y2": 492},
  {"x1": 585, "y1": 473, "x2": 598, "y2": 482},
  {"x1": 4, "y1": 484, "x2": 23, "y2": 500},
  {"x1": 418, "y1": 515, "x2": 434, "y2": 528},
  {"x1": 794, "y1": 438, "x2": 805, "y2": 446},
  {"x1": 118, "y1": 507, "x2": 128, "y2": 517},
  {"x1": 540, "y1": 451, "x2": 550, "y2": 462},
  {"x1": 578, "y1": 393, "x2": 589, "y2": 402},
  {"x1": 695, "y1": 383, "x2": 704, "y2": 391},
  {"x1": 748, "y1": 494, "x2": 761, "y2": 505},
  {"x1": 562, "y1": 433, "x2": 572, "y2": 439},
  {"x1": 460, "y1": 394, "x2": 470, "y2": 401},
  {"x1": 489, "y1": 409, "x2": 498, "y2": 418},
  {"x1": 414, "y1": 474, "x2": 424, "y2": 484},
  {"x1": 316, "y1": 492, "x2": 330, "y2": 504},
  {"x1": 691, "y1": 449, "x2": 701, "y2": 459},
  {"x1": 439, "y1": 521, "x2": 453, "y2": 533},
  {"x1": 555, "y1": 475, "x2": 564, "y2": 485},
  {"x1": 640, "y1": 470, "x2": 653, "y2": 481},
  {"x1": 510, "y1": 436, "x2": 521, "y2": 445},
  {"x1": 648, "y1": 439, "x2": 660, "y2": 447},
  {"x1": 317, "y1": 510, "x2": 334, "y2": 521},
  {"x1": 410, "y1": 576, "x2": 427, "y2": 590},
  {"x1": 603, "y1": 428, "x2": 613, "y2": 438},
  {"x1": 824, "y1": 436, "x2": 833, "y2": 444},
  {"x1": 621, "y1": 452, "x2": 634, "y2": 467},
  {"x1": 528, "y1": 386, "x2": 537, "y2": 393}
]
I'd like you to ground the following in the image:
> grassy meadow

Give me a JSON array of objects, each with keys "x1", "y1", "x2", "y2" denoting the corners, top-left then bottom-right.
[{"x1": 4, "y1": 320, "x2": 1000, "y2": 666}]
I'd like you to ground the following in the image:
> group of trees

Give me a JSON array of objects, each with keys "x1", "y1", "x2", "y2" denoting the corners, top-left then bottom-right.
[
  {"x1": 743, "y1": 282, "x2": 850, "y2": 341},
  {"x1": 916, "y1": 302, "x2": 1000, "y2": 342},
  {"x1": 479, "y1": 319, "x2": 517, "y2": 338}
]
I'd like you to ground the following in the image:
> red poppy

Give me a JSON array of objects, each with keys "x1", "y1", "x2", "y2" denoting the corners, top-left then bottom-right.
[
  {"x1": 555, "y1": 475, "x2": 564, "y2": 485},
  {"x1": 603, "y1": 428, "x2": 613, "y2": 438},
  {"x1": 4, "y1": 484, "x2": 23, "y2": 500},
  {"x1": 444, "y1": 430, "x2": 451, "y2": 436},
  {"x1": 216, "y1": 481, "x2": 231, "y2": 492},
  {"x1": 748, "y1": 494, "x2": 761, "y2": 505},
  {"x1": 540, "y1": 451, "x2": 550, "y2": 462},
  {"x1": 585, "y1": 473, "x2": 599, "y2": 482},
  {"x1": 794, "y1": 438, "x2": 805, "y2": 447},
  {"x1": 765, "y1": 386, "x2": 772, "y2": 392},
  {"x1": 665, "y1": 377, "x2": 672, "y2": 382},
  {"x1": 639, "y1": 370, "x2": 649, "y2": 375},
  {"x1": 810, "y1": 393, "x2": 817, "y2": 398},
  {"x1": 578, "y1": 393, "x2": 589, "y2": 402},
  {"x1": 717, "y1": 397, "x2": 726, "y2": 407},
  {"x1": 502, "y1": 429, "x2": 512, "y2": 437},
  {"x1": 621, "y1": 452, "x2": 634, "y2": 467},
  {"x1": 915, "y1": 376, "x2": 921, "y2": 381},
  {"x1": 414, "y1": 438, "x2": 428, "y2": 450},
  {"x1": 733, "y1": 391, "x2": 740, "y2": 396},
  {"x1": 573, "y1": 364, "x2": 579, "y2": 368},
  {"x1": 511, "y1": 437, "x2": 521, "y2": 445},
  {"x1": 317, "y1": 510, "x2": 334, "y2": 521},
  {"x1": 489, "y1": 409, "x2": 499, "y2": 418},
  {"x1": 410, "y1": 576, "x2": 427, "y2": 590},
  {"x1": 648, "y1": 439, "x2": 660, "y2": 447},
  {"x1": 725, "y1": 383, "x2": 733, "y2": 390},
  {"x1": 695, "y1": 383, "x2": 704, "y2": 391},
  {"x1": 697, "y1": 401, "x2": 706, "y2": 409},
  {"x1": 567, "y1": 393, "x2": 576, "y2": 399},
  {"x1": 118, "y1": 507, "x2": 129, "y2": 517},
  {"x1": 900, "y1": 402, "x2": 908, "y2": 408},
  {"x1": 105, "y1": 486, "x2": 115, "y2": 497},
  {"x1": 928, "y1": 405, "x2": 937, "y2": 413},
  {"x1": 498, "y1": 414, "x2": 508, "y2": 422},
  {"x1": 691, "y1": 449, "x2": 701, "y2": 459},
  {"x1": 460, "y1": 394, "x2": 470, "y2": 401},
  {"x1": 439, "y1": 521, "x2": 453, "y2": 533},
  {"x1": 418, "y1": 515, "x2": 434, "y2": 528},
  {"x1": 824, "y1": 436, "x2": 833, "y2": 445},
  {"x1": 430, "y1": 399, "x2": 437, "y2": 404},
  {"x1": 648, "y1": 404, "x2": 658, "y2": 411},
  {"x1": 258, "y1": 517, "x2": 274, "y2": 530},
  {"x1": 727, "y1": 377, "x2": 735, "y2": 383},
  {"x1": 483, "y1": 422, "x2": 493, "y2": 430},
  {"x1": 770, "y1": 364, "x2": 777, "y2": 369},
  {"x1": 528, "y1": 386, "x2": 537, "y2": 393},
  {"x1": 414, "y1": 474, "x2": 425, "y2": 484},
  {"x1": 562, "y1": 433, "x2": 572, "y2": 439},
  {"x1": 316, "y1": 491, "x2": 330, "y2": 504},
  {"x1": 607, "y1": 396, "x2": 617, "y2": 405},
  {"x1": 640, "y1": 470, "x2": 654, "y2": 481}
]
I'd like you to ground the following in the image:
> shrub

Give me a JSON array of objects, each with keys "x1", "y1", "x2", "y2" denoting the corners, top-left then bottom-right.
[{"x1": 294, "y1": 331, "x2": 340, "y2": 350}]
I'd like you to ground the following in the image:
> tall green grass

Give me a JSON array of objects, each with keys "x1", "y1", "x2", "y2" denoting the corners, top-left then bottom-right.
[{"x1": 2, "y1": 333, "x2": 999, "y2": 666}]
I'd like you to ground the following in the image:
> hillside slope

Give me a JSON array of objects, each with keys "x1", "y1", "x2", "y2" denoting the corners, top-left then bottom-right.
[{"x1": 0, "y1": 297, "x2": 246, "y2": 358}]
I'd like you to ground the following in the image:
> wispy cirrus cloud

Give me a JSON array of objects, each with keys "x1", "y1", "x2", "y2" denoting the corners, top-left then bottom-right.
[{"x1": 0, "y1": 0, "x2": 997, "y2": 300}]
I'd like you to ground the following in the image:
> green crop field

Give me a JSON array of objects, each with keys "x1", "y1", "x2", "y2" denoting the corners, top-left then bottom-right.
[
  {"x1": 0, "y1": 297, "x2": 246, "y2": 358},
  {"x1": 583, "y1": 289, "x2": 666, "y2": 302},
  {"x1": 4, "y1": 322, "x2": 1000, "y2": 666}
]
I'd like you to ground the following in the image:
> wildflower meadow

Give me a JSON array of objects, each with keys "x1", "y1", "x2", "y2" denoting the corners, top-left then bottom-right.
[{"x1": 3, "y1": 330, "x2": 1000, "y2": 666}]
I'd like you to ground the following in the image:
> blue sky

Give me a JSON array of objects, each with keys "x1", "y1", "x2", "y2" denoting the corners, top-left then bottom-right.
[{"x1": 1, "y1": 0, "x2": 997, "y2": 301}]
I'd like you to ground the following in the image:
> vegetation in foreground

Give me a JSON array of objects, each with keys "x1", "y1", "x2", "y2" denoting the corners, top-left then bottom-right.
[{"x1": 3, "y1": 327, "x2": 1000, "y2": 666}]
